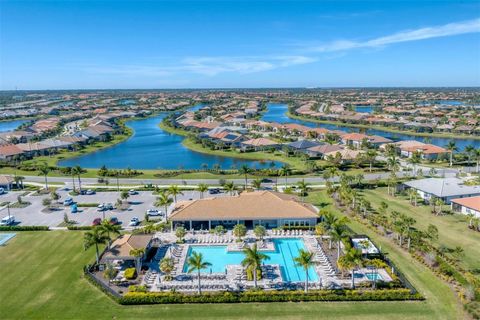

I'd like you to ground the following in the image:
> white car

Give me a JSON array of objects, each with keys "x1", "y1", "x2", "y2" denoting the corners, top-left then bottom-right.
[
  {"x1": 85, "y1": 189, "x2": 95, "y2": 195},
  {"x1": 63, "y1": 197, "x2": 74, "y2": 206},
  {"x1": 0, "y1": 216, "x2": 15, "y2": 226},
  {"x1": 129, "y1": 217, "x2": 140, "y2": 226},
  {"x1": 128, "y1": 189, "x2": 138, "y2": 195},
  {"x1": 146, "y1": 209, "x2": 162, "y2": 216}
]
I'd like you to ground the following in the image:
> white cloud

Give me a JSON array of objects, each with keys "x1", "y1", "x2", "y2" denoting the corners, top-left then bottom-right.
[
  {"x1": 311, "y1": 18, "x2": 480, "y2": 52},
  {"x1": 85, "y1": 19, "x2": 479, "y2": 78}
]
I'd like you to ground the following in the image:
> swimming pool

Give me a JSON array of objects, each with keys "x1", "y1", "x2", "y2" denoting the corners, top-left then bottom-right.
[
  {"x1": 365, "y1": 272, "x2": 383, "y2": 281},
  {"x1": 0, "y1": 233, "x2": 16, "y2": 245},
  {"x1": 182, "y1": 238, "x2": 318, "y2": 282}
]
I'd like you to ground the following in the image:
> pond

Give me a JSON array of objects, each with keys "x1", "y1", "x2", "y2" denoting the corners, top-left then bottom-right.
[
  {"x1": 0, "y1": 119, "x2": 28, "y2": 133},
  {"x1": 59, "y1": 105, "x2": 281, "y2": 170},
  {"x1": 261, "y1": 103, "x2": 480, "y2": 150}
]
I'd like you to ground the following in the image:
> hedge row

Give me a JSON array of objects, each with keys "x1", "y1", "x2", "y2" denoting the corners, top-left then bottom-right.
[
  {"x1": 0, "y1": 226, "x2": 49, "y2": 231},
  {"x1": 67, "y1": 226, "x2": 93, "y2": 230},
  {"x1": 119, "y1": 289, "x2": 423, "y2": 305}
]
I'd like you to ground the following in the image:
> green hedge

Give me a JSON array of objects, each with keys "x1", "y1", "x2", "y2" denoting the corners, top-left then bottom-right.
[
  {"x1": 119, "y1": 289, "x2": 423, "y2": 305},
  {"x1": 67, "y1": 226, "x2": 93, "y2": 230},
  {"x1": 0, "y1": 226, "x2": 49, "y2": 231}
]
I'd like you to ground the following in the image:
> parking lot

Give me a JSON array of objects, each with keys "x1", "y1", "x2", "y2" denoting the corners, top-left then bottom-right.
[{"x1": 0, "y1": 189, "x2": 229, "y2": 227}]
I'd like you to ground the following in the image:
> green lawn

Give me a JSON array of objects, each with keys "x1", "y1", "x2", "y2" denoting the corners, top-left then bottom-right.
[
  {"x1": 0, "y1": 228, "x2": 464, "y2": 319},
  {"x1": 360, "y1": 188, "x2": 480, "y2": 275},
  {"x1": 305, "y1": 191, "x2": 466, "y2": 320}
]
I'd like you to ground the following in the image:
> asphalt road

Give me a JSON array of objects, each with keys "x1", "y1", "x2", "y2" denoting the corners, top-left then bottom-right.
[{"x1": 20, "y1": 167, "x2": 460, "y2": 187}]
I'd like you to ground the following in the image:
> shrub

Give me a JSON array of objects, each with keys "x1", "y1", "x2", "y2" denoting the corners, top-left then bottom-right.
[
  {"x1": 129, "y1": 285, "x2": 148, "y2": 293},
  {"x1": 0, "y1": 226, "x2": 49, "y2": 231},
  {"x1": 124, "y1": 268, "x2": 137, "y2": 280},
  {"x1": 67, "y1": 226, "x2": 93, "y2": 230},
  {"x1": 118, "y1": 289, "x2": 423, "y2": 305}
]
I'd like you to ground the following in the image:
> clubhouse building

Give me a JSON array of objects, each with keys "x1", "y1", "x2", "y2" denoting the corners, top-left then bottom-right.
[{"x1": 169, "y1": 191, "x2": 319, "y2": 230}]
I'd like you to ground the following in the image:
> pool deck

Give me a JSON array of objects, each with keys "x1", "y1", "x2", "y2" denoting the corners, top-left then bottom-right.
[{"x1": 143, "y1": 230, "x2": 393, "y2": 292}]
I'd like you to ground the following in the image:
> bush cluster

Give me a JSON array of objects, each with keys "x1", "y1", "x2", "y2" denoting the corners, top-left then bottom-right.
[
  {"x1": 0, "y1": 226, "x2": 49, "y2": 231},
  {"x1": 67, "y1": 226, "x2": 93, "y2": 230},
  {"x1": 124, "y1": 268, "x2": 137, "y2": 280},
  {"x1": 119, "y1": 289, "x2": 423, "y2": 305}
]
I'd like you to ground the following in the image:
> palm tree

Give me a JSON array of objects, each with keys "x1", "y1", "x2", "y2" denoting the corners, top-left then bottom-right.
[
  {"x1": 233, "y1": 223, "x2": 247, "y2": 241},
  {"x1": 408, "y1": 151, "x2": 422, "y2": 177},
  {"x1": 253, "y1": 225, "x2": 266, "y2": 241},
  {"x1": 294, "y1": 249, "x2": 314, "y2": 293},
  {"x1": 186, "y1": 251, "x2": 212, "y2": 294},
  {"x1": 84, "y1": 227, "x2": 110, "y2": 264},
  {"x1": 155, "y1": 192, "x2": 173, "y2": 219},
  {"x1": 434, "y1": 198, "x2": 444, "y2": 216},
  {"x1": 387, "y1": 154, "x2": 400, "y2": 174},
  {"x1": 326, "y1": 166, "x2": 338, "y2": 183},
  {"x1": 251, "y1": 178, "x2": 262, "y2": 190},
  {"x1": 474, "y1": 148, "x2": 480, "y2": 173},
  {"x1": 241, "y1": 243, "x2": 270, "y2": 288},
  {"x1": 160, "y1": 257, "x2": 175, "y2": 280},
  {"x1": 66, "y1": 167, "x2": 76, "y2": 192},
  {"x1": 224, "y1": 181, "x2": 236, "y2": 195},
  {"x1": 343, "y1": 248, "x2": 363, "y2": 288},
  {"x1": 446, "y1": 141, "x2": 457, "y2": 167},
  {"x1": 239, "y1": 164, "x2": 251, "y2": 189},
  {"x1": 13, "y1": 175, "x2": 25, "y2": 189},
  {"x1": 198, "y1": 183, "x2": 209, "y2": 199},
  {"x1": 280, "y1": 164, "x2": 292, "y2": 187},
  {"x1": 129, "y1": 248, "x2": 145, "y2": 274},
  {"x1": 168, "y1": 185, "x2": 183, "y2": 203},
  {"x1": 73, "y1": 165, "x2": 84, "y2": 193},
  {"x1": 37, "y1": 163, "x2": 50, "y2": 190},
  {"x1": 329, "y1": 222, "x2": 349, "y2": 262},
  {"x1": 296, "y1": 179, "x2": 310, "y2": 202},
  {"x1": 464, "y1": 145, "x2": 475, "y2": 167},
  {"x1": 365, "y1": 149, "x2": 377, "y2": 172},
  {"x1": 99, "y1": 220, "x2": 121, "y2": 249}
]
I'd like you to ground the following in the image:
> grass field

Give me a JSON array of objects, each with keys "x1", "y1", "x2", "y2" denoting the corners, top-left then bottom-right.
[
  {"x1": 360, "y1": 187, "x2": 480, "y2": 275},
  {"x1": 0, "y1": 205, "x2": 465, "y2": 319}
]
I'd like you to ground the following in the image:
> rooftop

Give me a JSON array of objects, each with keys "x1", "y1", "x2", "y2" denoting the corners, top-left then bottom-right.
[{"x1": 169, "y1": 191, "x2": 318, "y2": 221}]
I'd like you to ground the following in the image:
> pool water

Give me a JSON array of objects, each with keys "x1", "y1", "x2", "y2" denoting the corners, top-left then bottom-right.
[
  {"x1": 0, "y1": 233, "x2": 16, "y2": 245},
  {"x1": 182, "y1": 238, "x2": 318, "y2": 282},
  {"x1": 365, "y1": 273, "x2": 383, "y2": 281}
]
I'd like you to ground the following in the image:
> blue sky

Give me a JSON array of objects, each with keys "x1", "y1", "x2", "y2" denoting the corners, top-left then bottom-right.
[{"x1": 1, "y1": 0, "x2": 479, "y2": 89}]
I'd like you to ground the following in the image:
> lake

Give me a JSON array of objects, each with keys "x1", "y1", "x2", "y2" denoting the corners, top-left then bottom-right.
[
  {"x1": 0, "y1": 119, "x2": 28, "y2": 133},
  {"x1": 59, "y1": 106, "x2": 281, "y2": 170},
  {"x1": 262, "y1": 103, "x2": 480, "y2": 150}
]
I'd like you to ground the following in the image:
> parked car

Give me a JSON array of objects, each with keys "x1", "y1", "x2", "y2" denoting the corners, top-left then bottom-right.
[
  {"x1": 85, "y1": 189, "x2": 95, "y2": 195},
  {"x1": 146, "y1": 209, "x2": 162, "y2": 216},
  {"x1": 92, "y1": 218, "x2": 102, "y2": 226},
  {"x1": 208, "y1": 188, "x2": 221, "y2": 194},
  {"x1": 97, "y1": 204, "x2": 106, "y2": 211},
  {"x1": 129, "y1": 217, "x2": 140, "y2": 226},
  {"x1": 109, "y1": 217, "x2": 119, "y2": 225},
  {"x1": 261, "y1": 178, "x2": 274, "y2": 183},
  {"x1": 105, "y1": 203, "x2": 114, "y2": 210},
  {"x1": 0, "y1": 216, "x2": 15, "y2": 226},
  {"x1": 128, "y1": 189, "x2": 138, "y2": 195},
  {"x1": 63, "y1": 197, "x2": 74, "y2": 206}
]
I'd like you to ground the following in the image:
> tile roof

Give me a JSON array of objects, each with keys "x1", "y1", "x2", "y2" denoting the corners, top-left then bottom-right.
[{"x1": 169, "y1": 191, "x2": 318, "y2": 221}]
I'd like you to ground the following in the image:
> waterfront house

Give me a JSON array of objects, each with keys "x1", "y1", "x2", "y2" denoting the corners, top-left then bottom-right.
[
  {"x1": 240, "y1": 138, "x2": 280, "y2": 151},
  {"x1": 403, "y1": 178, "x2": 480, "y2": 204},
  {"x1": 450, "y1": 196, "x2": 480, "y2": 218},
  {"x1": 0, "y1": 144, "x2": 24, "y2": 161},
  {"x1": 169, "y1": 191, "x2": 319, "y2": 230},
  {"x1": 286, "y1": 140, "x2": 321, "y2": 153},
  {"x1": 324, "y1": 149, "x2": 363, "y2": 163},
  {"x1": 305, "y1": 144, "x2": 344, "y2": 158}
]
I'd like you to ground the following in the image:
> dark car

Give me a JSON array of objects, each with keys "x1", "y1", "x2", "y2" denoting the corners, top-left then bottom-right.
[
  {"x1": 261, "y1": 178, "x2": 274, "y2": 183},
  {"x1": 208, "y1": 188, "x2": 221, "y2": 194},
  {"x1": 109, "y1": 217, "x2": 119, "y2": 225},
  {"x1": 92, "y1": 218, "x2": 102, "y2": 226}
]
